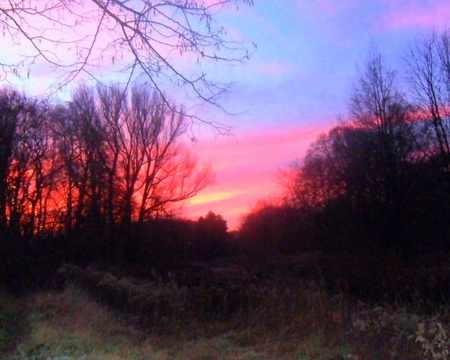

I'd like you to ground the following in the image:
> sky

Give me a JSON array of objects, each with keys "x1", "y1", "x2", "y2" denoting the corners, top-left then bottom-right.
[
  {"x1": 182, "y1": 0, "x2": 450, "y2": 229},
  {"x1": 2, "y1": 0, "x2": 450, "y2": 230}
]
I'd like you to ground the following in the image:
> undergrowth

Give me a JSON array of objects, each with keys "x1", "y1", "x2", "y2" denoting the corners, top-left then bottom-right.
[{"x1": 2, "y1": 264, "x2": 449, "y2": 359}]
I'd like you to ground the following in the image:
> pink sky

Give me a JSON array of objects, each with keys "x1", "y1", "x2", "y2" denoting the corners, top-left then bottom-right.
[
  {"x1": 182, "y1": 123, "x2": 327, "y2": 230},
  {"x1": 2, "y1": 1, "x2": 450, "y2": 231}
]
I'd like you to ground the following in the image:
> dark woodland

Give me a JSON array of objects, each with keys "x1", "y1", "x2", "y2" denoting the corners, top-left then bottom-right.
[
  {"x1": 2, "y1": 14, "x2": 450, "y2": 359},
  {"x1": 2, "y1": 31, "x2": 450, "y2": 305}
]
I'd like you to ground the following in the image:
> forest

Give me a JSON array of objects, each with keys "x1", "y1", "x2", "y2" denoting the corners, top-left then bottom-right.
[
  {"x1": 2, "y1": 6, "x2": 450, "y2": 359},
  {"x1": 2, "y1": 36, "x2": 449, "y2": 293}
]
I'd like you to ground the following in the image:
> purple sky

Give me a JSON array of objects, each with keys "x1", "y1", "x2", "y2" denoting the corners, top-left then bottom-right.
[
  {"x1": 183, "y1": 0, "x2": 450, "y2": 229},
  {"x1": 2, "y1": 1, "x2": 450, "y2": 229}
]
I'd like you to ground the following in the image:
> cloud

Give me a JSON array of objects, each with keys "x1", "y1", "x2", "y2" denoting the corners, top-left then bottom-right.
[
  {"x1": 189, "y1": 190, "x2": 245, "y2": 205},
  {"x1": 314, "y1": 0, "x2": 358, "y2": 15},
  {"x1": 183, "y1": 121, "x2": 329, "y2": 229},
  {"x1": 292, "y1": 0, "x2": 450, "y2": 51},
  {"x1": 253, "y1": 61, "x2": 293, "y2": 76},
  {"x1": 377, "y1": 1, "x2": 450, "y2": 31},
  {"x1": 295, "y1": 0, "x2": 359, "y2": 20}
]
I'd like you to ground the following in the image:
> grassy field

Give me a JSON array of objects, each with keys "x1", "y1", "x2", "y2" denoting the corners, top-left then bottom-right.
[{"x1": 1, "y1": 263, "x2": 449, "y2": 359}]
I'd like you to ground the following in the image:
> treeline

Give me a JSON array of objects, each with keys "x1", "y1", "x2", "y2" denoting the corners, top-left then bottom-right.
[
  {"x1": 0, "y1": 84, "x2": 215, "y2": 264},
  {"x1": 240, "y1": 33, "x2": 450, "y2": 272}
]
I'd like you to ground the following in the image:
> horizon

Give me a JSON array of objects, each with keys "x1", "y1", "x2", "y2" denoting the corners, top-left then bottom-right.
[{"x1": 2, "y1": 1, "x2": 450, "y2": 230}]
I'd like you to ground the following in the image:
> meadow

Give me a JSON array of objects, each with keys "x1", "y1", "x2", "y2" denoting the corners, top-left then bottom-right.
[{"x1": 2, "y1": 256, "x2": 449, "y2": 360}]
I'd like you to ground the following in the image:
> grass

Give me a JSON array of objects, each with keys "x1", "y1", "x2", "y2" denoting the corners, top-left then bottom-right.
[
  {"x1": 1, "y1": 285, "x2": 285, "y2": 359},
  {"x1": 1, "y1": 264, "x2": 449, "y2": 359},
  {"x1": 0, "y1": 290, "x2": 29, "y2": 355}
]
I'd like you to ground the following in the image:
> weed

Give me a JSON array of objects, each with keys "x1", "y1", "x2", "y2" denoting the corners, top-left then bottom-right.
[
  {"x1": 416, "y1": 318, "x2": 450, "y2": 359},
  {"x1": 5, "y1": 263, "x2": 450, "y2": 359}
]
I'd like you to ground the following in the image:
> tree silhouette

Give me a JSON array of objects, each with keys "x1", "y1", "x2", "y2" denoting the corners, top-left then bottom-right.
[
  {"x1": 279, "y1": 50, "x2": 423, "y2": 254},
  {"x1": 0, "y1": 89, "x2": 25, "y2": 236},
  {"x1": 0, "y1": 89, "x2": 58, "y2": 238},
  {"x1": 195, "y1": 211, "x2": 228, "y2": 259},
  {"x1": 404, "y1": 30, "x2": 450, "y2": 173},
  {"x1": 0, "y1": 84, "x2": 214, "y2": 261},
  {"x1": 1, "y1": 0, "x2": 254, "y2": 131}
]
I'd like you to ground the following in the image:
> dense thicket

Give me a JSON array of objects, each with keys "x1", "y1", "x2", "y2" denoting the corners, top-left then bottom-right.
[
  {"x1": 236, "y1": 41, "x2": 450, "y2": 302},
  {"x1": 0, "y1": 85, "x2": 224, "y2": 289},
  {"x1": 0, "y1": 85, "x2": 215, "y2": 237},
  {"x1": 239, "y1": 43, "x2": 450, "y2": 300}
]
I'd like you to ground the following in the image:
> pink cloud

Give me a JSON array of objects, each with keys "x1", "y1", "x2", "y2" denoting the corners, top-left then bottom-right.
[
  {"x1": 296, "y1": 0, "x2": 358, "y2": 16},
  {"x1": 315, "y1": 0, "x2": 358, "y2": 15},
  {"x1": 255, "y1": 61, "x2": 293, "y2": 76},
  {"x1": 379, "y1": 1, "x2": 450, "y2": 31},
  {"x1": 182, "y1": 122, "x2": 328, "y2": 230}
]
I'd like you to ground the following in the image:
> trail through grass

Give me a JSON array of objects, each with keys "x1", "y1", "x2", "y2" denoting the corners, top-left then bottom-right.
[
  {"x1": 1, "y1": 267, "x2": 447, "y2": 359},
  {"x1": 2, "y1": 285, "x2": 296, "y2": 359}
]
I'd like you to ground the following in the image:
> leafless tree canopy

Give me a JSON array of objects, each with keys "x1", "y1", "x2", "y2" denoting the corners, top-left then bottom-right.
[
  {"x1": 404, "y1": 30, "x2": 450, "y2": 172},
  {"x1": 0, "y1": 85, "x2": 213, "y2": 241},
  {"x1": 0, "y1": 0, "x2": 254, "y2": 112}
]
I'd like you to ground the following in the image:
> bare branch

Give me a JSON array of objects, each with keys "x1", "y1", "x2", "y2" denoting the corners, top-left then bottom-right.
[{"x1": 0, "y1": 0, "x2": 255, "y2": 131}]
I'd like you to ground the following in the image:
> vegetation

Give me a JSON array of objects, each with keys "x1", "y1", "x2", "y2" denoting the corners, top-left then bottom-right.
[
  {"x1": 0, "y1": 0, "x2": 255, "y2": 125},
  {"x1": 0, "y1": 85, "x2": 213, "y2": 261},
  {"x1": 3, "y1": 262, "x2": 450, "y2": 359},
  {"x1": 2, "y1": 24, "x2": 450, "y2": 360},
  {"x1": 241, "y1": 45, "x2": 450, "y2": 302}
]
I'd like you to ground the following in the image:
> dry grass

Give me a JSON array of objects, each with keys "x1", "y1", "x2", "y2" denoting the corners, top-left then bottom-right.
[
  {"x1": 3, "y1": 285, "x2": 280, "y2": 359},
  {"x1": 1, "y1": 267, "x2": 447, "y2": 359}
]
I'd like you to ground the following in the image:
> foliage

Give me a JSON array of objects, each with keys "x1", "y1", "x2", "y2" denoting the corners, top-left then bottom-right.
[
  {"x1": 195, "y1": 211, "x2": 229, "y2": 260},
  {"x1": 6, "y1": 264, "x2": 450, "y2": 359},
  {"x1": 416, "y1": 319, "x2": 450, "y2": 359}
]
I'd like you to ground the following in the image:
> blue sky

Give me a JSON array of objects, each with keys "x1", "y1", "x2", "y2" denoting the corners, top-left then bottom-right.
[
  {"x1": 2, "y1": 0, "x2": 450, "y2": 229},
  {"x1": 184, "y1": 0, "x2": 450, "y2": 229}
]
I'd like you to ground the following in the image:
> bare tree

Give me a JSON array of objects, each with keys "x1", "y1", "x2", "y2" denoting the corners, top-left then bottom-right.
[
  {"x1": 119, "y1": 85, "x2": 213, "y2": 225},
  {"x1": 350, "y1": 49, "x2": 414, "y2": 207},
  {"x1": 283, "y1": 50, "x2": 417, "y2": 214},
  {"x1": 0, "y1": 0, "x2": 254, "y2": 128},
  {"x1": 9, "y1": 99, "x2": 58, "y2": 237},
  {"x1": 52, "y1": 86, "x2": 109, "y2": 233},
  {"x1": 404, "y1": 30, "x2": 450, "y2": 172},
  {"x1": 97, "y1": 84, "x2": 127, "y2": 234},
  {"x1": 136, "y1": 145, "x2": 214, "y2": 221},
  {"x1": 0, "y1": 89, "x2": 59, "y2": 237},
  {"x1": 0, "y1": 89, "x2": 24, "y2": 235},
  {"x1": 281, "y1": 131, "x2": 345, "y2": 211}
]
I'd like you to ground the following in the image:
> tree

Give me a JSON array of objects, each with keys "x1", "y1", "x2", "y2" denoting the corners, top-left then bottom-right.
[
  {"x1": 280, "y1": 50, "x2": 420, "y2": 253},
  {"x1": 52, "y1": 85, "x2": 109, "y2": 234},
  {"x1": 6, "y1": 97, "x2": 57, "y2": 237},
  {"x1": 404, "y1": 30, "x2": 450, "y2": 173},
  {"x1": 0, "y1": 89, "x2": 24, "y2": 235},
  {"x1": 48, "y1": 84, "x2": 214, "y2": 259},
  {"x1": 0, "y1": 89, "x2": 58, "y2": 237},
  {"x1": 349, "y1": 49, "x2": 416, "y2": 208},
  {"x1": 239, "y1": 202, "x2": 306, "y2": 253},
  {"x1": 96, "y1": 84, "x2": 127, "y2": 236},
  {"x1": 118, "y1": 85, "x2": 214, "y2": 227},
  {"x1": 198, "y1": 211, "x2": 228, "y2": 235},
  {"x1": 195, "y1": 211, "x2": 228, "y2": 259},
  {"x1": 282, "y1": 131, "x2": 347, "y2": 211},
  {"x1": 0, "y1": 0, "x2": 255, "y2": 129}
]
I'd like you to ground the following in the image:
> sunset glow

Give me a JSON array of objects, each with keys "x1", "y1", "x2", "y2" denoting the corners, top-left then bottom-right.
[
  {"x1": 2, "y1": 0, "x2": 450, "y2": 231},
  {"x1": 180, "y1": 0, "x2": 450, "y2": 229},
  {"x1": 182, "y1": 123, "x2": 327, "y2": 229}
]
